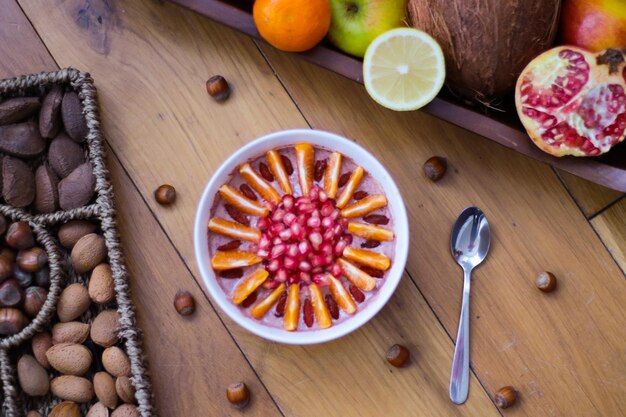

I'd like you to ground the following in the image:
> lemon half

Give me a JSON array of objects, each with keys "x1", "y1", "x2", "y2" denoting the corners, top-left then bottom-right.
[{"x1": 363, "y1": 28, "x2": 446, "y2": 111}]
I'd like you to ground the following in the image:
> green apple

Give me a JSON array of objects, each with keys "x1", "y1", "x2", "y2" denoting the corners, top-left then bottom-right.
[{"x1": 327, "y1": 0, "x2": 408, "y2": 58}]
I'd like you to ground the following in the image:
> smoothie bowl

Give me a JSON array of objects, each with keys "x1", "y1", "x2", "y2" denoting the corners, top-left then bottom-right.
[{"x1": 194, "y1": 129, "x2": 409, "y2": 344}]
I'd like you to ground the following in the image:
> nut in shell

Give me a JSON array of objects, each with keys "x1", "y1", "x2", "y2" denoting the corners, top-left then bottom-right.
[
  {"x1": 23, "y1": 286, "x2": 47, "y2": 317},
  {"x1": 3, "y1": 156, "x2": 35, "y2": 207},
  {"x1": 17, "y1": 246, "x2": 48, "y2": 272},
  {"x1": 59, "y1": 162, "x2": 96, "y2": 210},
  {"x1": 535, "y1": 271, "x2": 557, "y2": 292},
  {"x1": 495, "y1": 386, "x2": 517, "y2": 408},
  {"x1": 174, "y1": 289, "x2": 195, "y2": 316},
  {"x1": 94, "y1": 371, "x2": 118, "y2": 409},
  {"x1": 0, "y1": 279, "x2": 24, "y2": 307},
  {"x1": 48, "y1": 133, "x2": 85, "y2": 178},
  {"x1": 91, "y1": 309, "x2": 120, "y2": 347},
  {"x1": 58, "y1": 220, "x2": 97, "y2": 249},
  {"x1": 154, "y1": 184, "x2": 176, "y2": 205},
  {"x1": 57, "y1": 283, "x2": 90, "y2": 322},
  {"x1": 61, "y1": 91, "x2": 88, "y2": 143},
  {"x1": 52, "y1": 321, "x2": 91, "y2": 344},
  {"x1": 17, "y1": 354, "x2": 50, "y2": 396},
  {"x1": 226, "y1": 381, "x2": 250, "y2": 409},
  {"x1": 51, "y1": 375, "x2": 94, "y2": 403},
  {"x1": 386, "y1": 344, "x2": 410, "y2": 367},
  {"x1": 115, "y1": 375, "x2": 136, "y2": 404},
  {"x1": 39, "y1": 85, "x2": 64, "y2": 138},
  {"x1": 49, "y1": 401, "x2": 81, "y2": 417},
  {"x1": 206, "y1": 75, "x2": 231, "y2": 101},
  {"x1": 0, "y1": 97, "x2": 40, "y2": 125},
  {"x1": 0, "y1": 307, "x2": 28, "y2": 335},
  {"x1": 86, "y1": 402, "x2": 110, "y2": 417},
  {"x1": 46, "y1": 342, "x2": 93, "y2": 376},
  {"x1": 0, "y1": 122, "x2": 45, "y2": 158},
  {"x1": 34, "y1": 164, "x2": 60, "y2": 213},
  {"x1": 89, "y1": 263, "x2": 115, "y2": 304},
  {"x1": 423, "y1": 156, "x2": 447, "y2": 182},
  {"x1": 111, "y1": 404, "x2": 140, "y2": 417},
  {"x1": 103, "y1": 346, "x2": 131, "y2": 377},
  {"x1": 6, "y1": 221, "x2": 34, "y2": 250},
  {"x1": 32, "y1": 331, "x2": 53, "y2": 368},
  {"x1": 71, "y1": 233, "x2": 107, "y2": 274}
]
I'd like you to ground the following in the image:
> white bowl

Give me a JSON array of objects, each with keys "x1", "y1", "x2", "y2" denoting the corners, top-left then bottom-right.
[{"x1": 194, "y1": 129, "x2": 409, "y2": 344}]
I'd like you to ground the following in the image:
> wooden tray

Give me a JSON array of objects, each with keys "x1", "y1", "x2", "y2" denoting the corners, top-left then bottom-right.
[{"x1": 170, "y1": 0, "x2": 626, "y2": 193}]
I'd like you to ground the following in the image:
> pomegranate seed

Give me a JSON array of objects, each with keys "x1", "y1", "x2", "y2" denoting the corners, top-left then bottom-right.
[
  {"x1": 299, "y1": 272, "x2": 311, "y2": 283},
  {"x1": 239, "y1": 183, "x2": 257, "y2": 200},
  {"x1": 296, "y1": 197, "x2": 312, "y2": 206},
  {"x1": 257, "y1": 217, "x2": 270, "y2": 231},
  {"x1": 288, "y1": 275, "x2": 299, "y2": 284},
  {"x1": 270, "y1": 244, "x2": 286, "y2": 258},
  {"x1": 309, "y1": 186, "x2": 320, "y2": 201},
  {"x1": 330, "y1": 263, "x2": 342, "y2": 277},
  {"x1": 284, "y1": 256, "x2": 298, "y2": 270},
  {"x1": 334, "y1": 240, "x2": 347, "y2": 256},
  {"x1": 296, "y1": 213, "x2": 307, "y2": 225},
  {"x1": 225, "y1": 204, "x2": 250, "y2": 226},
  {"x1": 323, "y1": 254, "x2": 334, "y2": 266},
  {"x1": 298, "y1": 203, "x2": 315, "y2": 213},
  {"x1": 279, "y1": 229, "x2": 293, "y2": 241},
  {"x1": 313, "y1": 273, "x2": 330, "y2": 286},
  {"x1": 290, "y1": 223, "x2": 304, "y2": 239},
  {"x1": 307, "y1": 217, "x2": 321, "y2": 228},
  {"x1": 267, "y1": 259, "x2": 281, "y2": 272},
  {"x1": 249, "y1": 243, "x2": 259, "y2": 252},
  {"x1": 349, "y1": 285, "x2": 365, "y2": 303},
  {"x1": 241, "y1": 291, "x2": 257, "y2": 308},
  {"x1": 341, "y1": 234, "x2": 353, "y2": 245},
  {"x1": 321, "y1": 217, "x2": 333, "y2": 229},
  {"x1": 259, "y1": 234, "x2": 271, "y2": 250},
  {"x1": 314, "y1": 159, "x2": 327, "y2": 182},
  {"x1": 338, "y1": 217, "x2": 348, "y2": 227},
  {"x1": 283, "y1": 212, "x2": 297, "y2": 225},
  {"x1": 361, "y1": 240, "x2": 381, "y2": 248},
  {"x1": 323, "y1": 229, "x2": 334, "y2": 241},
  {"x1": 363, "y1": 214, "x2": 390, "y2": 225},
  {"x1": 282, "y1": 194, "x2": 295, "y2": 210},
  {"x1": 275, "y1": 291, "x2": 287, "y2": 317},
  {"x1": 325, "y1": 294, "x2": 339, "y2": 319},
  {"x1": 257, "y1": 249, "x2": 269, "y2": 258},
  {"x1": 311, "y1": 255, "x2": 325, "y2": 267},
  {"x1": 217, "y1": 240, "x2": 241, "y2": 251},
  {"x1": 259, "y1": 162, "x2": 274, "y2": 182},
  {"x1": 269, "y1": 223, "x2": 285, "y2": 236},
  {"x1": 320, "y1": 242, "x2": 333, "y2": 256},
  {"x1": 299, "y1": 261, "x2": 312, "y2": 271},
  {"x1": 338, "y1": 172, "x2": 351, "y2": 187},
  {"x1": 353, "y1": 190, "x2": 368, "y2": 200},
  {"x1": 287, "y1": 244, "x2": 299, "y2": 258},
  {"x1": 272, "y1": 209, "x2": 286, "y2": 223},
  {"x1": 261, "y1": 200, "x2": 275, "y2": 210},
  {"x1": 263, "y1": 279, "x2": 280, "y2": 289},
  {"x1": 309, "y1": 232, "x2": 322, "y2": 249},
  {"x1": 276, "y1": 269, "x2": 288, "y2": 282},
  {"x1": 330, "y1": 209, "x2": 340, "y2": 220},
  {"x1": 360, "y1": 266, "x2": 384, "y2": 278},
  {"x1": 272, "y1": 237, "x2": 282, "y2": 246},
  {"x1": 311, "y1": 209, "x2": 320, "y2": 218},
  {"x1": 319, "y1": 191, "x2": 328, "y2": 202},
  {"x1": 281, "y1": 155, "x2": 294, "y2": 175},
  {"x1": 320, "y1": 201, "x2": 334, "y2": 217},
  {"x1": 303, "y1": 299, "x2": 314, "y2": 327},
  {"x1": 298, "y1": 241, "x2": 311, "y2": 256},
  {"x1": 332, "y1": 224, "x2": 344, "y2": 236},
  {"x1": 219, "y1": 268, "x2": 243, "y2": 279}
]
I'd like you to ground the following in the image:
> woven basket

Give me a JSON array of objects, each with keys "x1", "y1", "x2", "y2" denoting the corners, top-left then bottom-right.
[{"x1": 0, "y1": 68, "x2": 155, "y2": 416}]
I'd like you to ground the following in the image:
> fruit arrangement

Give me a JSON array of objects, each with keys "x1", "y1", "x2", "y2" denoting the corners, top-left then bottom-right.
[
  {"x1": 206, "y1": 143, "x2": 395, "y2": 331},
  {"x1": 0, "y1": 69, "x2": 153, "y2": 416}
]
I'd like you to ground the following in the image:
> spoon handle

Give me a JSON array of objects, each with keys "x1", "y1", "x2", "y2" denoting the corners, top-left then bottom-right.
[{"x1": 449, "y1": 268, "x2": 471, "y2": 404}]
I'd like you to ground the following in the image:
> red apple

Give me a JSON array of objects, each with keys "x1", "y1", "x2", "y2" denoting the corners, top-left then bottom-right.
[{"x1": 559, "y1": 0, "x2": 626, "y2": 51}]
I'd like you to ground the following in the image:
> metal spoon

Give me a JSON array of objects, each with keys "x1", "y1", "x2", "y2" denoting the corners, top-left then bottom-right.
[{"x1": 449, "y1": 206, "x2": 491, "y2": 404}]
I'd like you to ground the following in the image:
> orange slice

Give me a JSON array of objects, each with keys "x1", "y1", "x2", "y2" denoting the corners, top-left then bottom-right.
[
  {"x1": 337, "y1": 258, "x2": 377, "y2": 291},
  {"x1": 340, "y1": 195, "x2": 387, "y2": 218},
  {"x1": 328, "y1": 275, "x2": 356, "y2": 314},
  {"x1": 309, "y1": 283, "x2": 332, "y2": 329},
  {"x1": 295, "y1": 143, "x2": 314, "y2": 196},
  {"x1": 284, "y1": 283, "x2": 301, "y2": 331},
  {"x1": 233, "y1": 268, "x2": 269, "y2": 304},
  {"x1": 343, "y1": 247, "x2": 391, "y2": 271},
  {"x1": 250, "y1": 283, "x2": 286, "y2": 318},
  {"x1": 239, "y1": 163, "x2": 281, "y2": 205},
  {"x1": 211, "y1": 250, "x2": 262, "y2": 270},
  {"x1": 323, "y1": 152, "x2": 342, "y2": 199},
  {"x1": 335, "y1": 166, "x2": 364, "y2": 208},
  {"x1": 208, "y1": 218, "x2": 261, "y2": 242},
  {"x1": 219, "y1": 185, "x2": 270, "y2": 217},
  {"x1": 267, "y1": 150, "x2": 293, "y2": 195},
  {"x1": 347, "y1": 222, "x2": 394, "y2": 241}
]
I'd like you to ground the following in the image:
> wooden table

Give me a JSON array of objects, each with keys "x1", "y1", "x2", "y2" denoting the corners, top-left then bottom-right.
[{"x1": 2, "y1": 1, "x2": 625, "y2": 416}]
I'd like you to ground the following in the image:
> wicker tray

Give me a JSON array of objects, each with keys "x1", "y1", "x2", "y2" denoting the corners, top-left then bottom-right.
[
  {"x1": 171, "y1": 0, "x2": 626, "y2": 193},
  {"x1": 0, "y1": 69, "x2": 155, "y2": 416}
]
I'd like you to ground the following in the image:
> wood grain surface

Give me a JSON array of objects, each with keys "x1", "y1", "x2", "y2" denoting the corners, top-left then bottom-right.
[
  {"x1": 5, "y1": 0, "x2": 626, "y2": 416},
  {"x1": 591, "y1": 199, "x2": 626, "y2": 274}
]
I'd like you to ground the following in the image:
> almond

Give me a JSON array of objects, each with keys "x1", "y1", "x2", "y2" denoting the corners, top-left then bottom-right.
[
  {"x1": 52, "y1": 321, "x2": 91, "y2": 344},
  {"x1": 17, "y1": 354, "x2": 49, "y2": 396},
  {"x1": 94, "y1": 371, "x2": 118, "y2": 409},
  {"x1": 0, "y1": 97, "x2": 40, "y2": 125},
  {"x1": 61, "y1": 91, "x2": 88, "y2": 143},
  {"x1": 102, "y1": 346, "x2": 131, "y2": 377},
  {"x1": 48, "y1": 133, "x2": 85, "y2": 178},
  {"x1": 58, "y1": 162, "x2": 96, "y2": 209},
  {"x1": 111, "y1": 404, "x2": 140, "y2": 417},
  {"x1": 91, "y1": 309, "x2": 120, "y2": 347},
  {"x1": 89, "y1": 263, "x2": 115, "y2": 304},
  {"x1": 49, "y1": 401, "x2": 80, "y2": 417},
  {"x1": 34, "y1": 164, "x2": 59, "y2": 213},
  {"x1": 58, "y1": 220, "x2": 97, "y2": 249},
  {"x1": 3, "y1": 156, "x2": 35, "y2": 207},
  {"x1": 71, "y1": 233, "x2": 107, "y2": 274},
  {"x1": 46, "y1": 342, "x2": 93, "y2": 376},
  {"x1": 0, "y1": 122, "x2": 45, "y2": 157},
  {"x1": 87, "y1": 402, "x2": 110, "y2": 417},
  {"x1": 51, "y1": 375, "x2": 94, "y2": 403},
  {"x1": 57, "y1": 283, "x2": 90, "y2": 322},
  {"x1": 31, "y1": 331, "x2": 53, "y2": 368},
  {"x1": 115, "y1": 376, "x2": 136, "y2": 404},
  {"x1": 39, "y1": 86, "x2": 63, "y2": 138}
]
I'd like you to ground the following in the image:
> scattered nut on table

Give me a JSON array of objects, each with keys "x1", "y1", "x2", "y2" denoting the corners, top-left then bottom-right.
[
  {"x1": 535, "y1": 271, "x2": 557, "y2": 292},
  {"x1": 206, "y1": 75, "x2": 231, "y2": 102},
  {"x1": 154, "y1": 184, "x2": 176, "y2": 205},
  {"x1": 226, "y1": 381, "x2": 250, "y2": 409},
  {"x1": 174, "y1": 289, "x2": 196, "y2": 316},
  {"x1": 423, "y1": 156, "x2": 447, "y2": 182},
  {"x1": 386, "y1": 344, "x2": 410, "y2": 367},
  {"x1": 495, "y1": 386, "x2": 517, "y2": 408}
]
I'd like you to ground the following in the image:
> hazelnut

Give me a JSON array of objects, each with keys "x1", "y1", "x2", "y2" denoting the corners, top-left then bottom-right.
[
  {"x1": 0, "y1": 307, "x2": 28, "y2": 335},
  {"x1": 17, "y1": 246, "x2": 48, "y2": 272},
  {"x1": 386, "y1": 344, "x2": 410, "y2": 367},
  {"x1": 0, "y1": 247, "x2": 15, "y2": 262},
  {"x1": 13, "y1": 267, "x2": 33, "y2": 287},
  {"x1": 34, "y1": 265, "x2": 50, "y2": 287},
  {"x1": 226, "y1": 382, "x2": 250, "y2": 409},
  {"x1": 535, "y1": 271, "x2": 557, "y2": 292},
  {"x1": 154, "y1": 184, "x2": 176, "y2": 205},
  {"x1": 5, "y1": 221, "x2": 34, "y2": 249},
  {"x1": 206, "y1": 75, "x2": 231, "y2": 101},
  {"x1": 495, "y1": 386, "x2": 517, "y2": 409},
  {"x1": 24, "y1": 286, "x2": 48, "y2": 317},
  {"x1": 0, "y1": 255, "x2": 13, "y2": 281},
  {"x1": 423, "y1": 156, "x2": 447, "y2": 182},
  {"x1": 0, "y1": 279, "x2": 24, "y2": 307},
  {"x1": 174, "y1": 289, "x2": 195, "y2": 316}
]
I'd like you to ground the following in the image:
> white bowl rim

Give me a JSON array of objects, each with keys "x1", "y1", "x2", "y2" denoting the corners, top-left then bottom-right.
[{"x1": 193, "y1": 129, "x2": 409, "y2": 345}]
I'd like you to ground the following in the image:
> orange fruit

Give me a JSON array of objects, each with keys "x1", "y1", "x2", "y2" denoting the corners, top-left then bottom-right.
[
  {"x1": 324, "y1": 152, "x2": 342, "y2": 199},
  {"x1": 239, "y1": 163, "x2": 281, "y2": 205},
  {"x1": 208, "y1": 218, "x2": 261, "y2": 242},
  {"x1": 250, "y1": 283, "x2": 286, "y2": 319},
  {"x1": 337, "y1": 258, "x2": 377, "y2": 291},
  {"x1": 335, "y1": 166, "x2": 364, "y2": 208},
  {"x1": 309, "y1": 283, "x2": 332, "y2": 328},
  {"x1": 343, "y1": 247, "x2": 391, "y2": 271},
  {"x1": 211, "y1": 250, "x2": 262, "y2": 270},
  {"x1": 284, "y1": 283, "x2": 301, "y2": 331},
  {"x1": 347, "y1": 222, "x2": 394, "y2": 241},
  {"x1": 219, "y1": 185, "x2": 269, "y2": 217},
  {"x1": 328, "y1": 275, "x2": 356, "y2": 314},
  {"x1": 233, "y1": 268, "x2": 269, "y2": 304},
  {"x1": 267, "y1": 150, "x2": 293, "y2": 195},
  {"x1": 295, "y1": 143, "x2": 314, "y2": 196},
  {"x1": 253, "y1": 0, "x2": 331, "y2": 52},
  {"x1": 340, "y1": 194, "x2": 387, "y2": 218}
]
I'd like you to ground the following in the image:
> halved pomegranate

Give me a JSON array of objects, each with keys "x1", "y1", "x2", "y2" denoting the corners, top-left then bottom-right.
[{"x1": 515, "y1": 47, "x2": 626, "y2": 157}]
